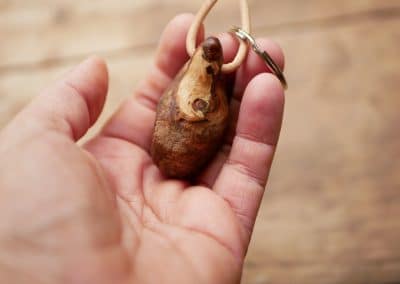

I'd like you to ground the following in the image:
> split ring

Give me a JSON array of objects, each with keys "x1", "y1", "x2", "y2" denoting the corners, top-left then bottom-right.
[{"x1": 231, "y1": 27, "x2": 288, "y2": 90}]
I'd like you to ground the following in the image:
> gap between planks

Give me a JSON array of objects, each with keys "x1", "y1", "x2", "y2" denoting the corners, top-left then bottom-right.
[{"x1": 0, "y1": 5, "x2": 399, "y2": 75}]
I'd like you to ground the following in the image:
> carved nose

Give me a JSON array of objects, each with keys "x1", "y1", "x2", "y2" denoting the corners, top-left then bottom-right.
[{"x1": 202, "y1": 37, "x2": 223, "y2": 62}]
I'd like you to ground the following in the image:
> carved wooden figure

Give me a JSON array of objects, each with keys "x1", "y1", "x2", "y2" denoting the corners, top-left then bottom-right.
[{"x1": 151, "y1": 37, "x2": 229, "y2": 178}]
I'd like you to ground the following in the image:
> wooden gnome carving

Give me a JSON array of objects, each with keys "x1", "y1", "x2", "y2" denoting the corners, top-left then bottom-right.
[{"x1": 151, "y1": 37, "x2": 229, "y2": 178}]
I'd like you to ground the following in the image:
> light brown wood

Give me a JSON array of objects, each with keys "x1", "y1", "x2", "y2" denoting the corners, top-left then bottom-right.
[{"x1": 0, "y1": 1, "x2": 399, "y2": 283}]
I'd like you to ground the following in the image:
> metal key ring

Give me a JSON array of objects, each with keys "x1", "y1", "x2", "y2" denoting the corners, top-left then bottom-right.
[{"x1": 230, "y1": 27, "x2": 288, "y2": 90}]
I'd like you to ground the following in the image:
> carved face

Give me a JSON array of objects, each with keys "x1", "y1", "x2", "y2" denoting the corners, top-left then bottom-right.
[{"x1": 175, "y1": 37, "x2": 224, "y2": 122}]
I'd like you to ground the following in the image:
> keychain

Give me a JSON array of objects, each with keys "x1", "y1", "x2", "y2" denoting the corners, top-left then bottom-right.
[{"x1": 151, "y1": 0, "x2": 287, "y2": 179}]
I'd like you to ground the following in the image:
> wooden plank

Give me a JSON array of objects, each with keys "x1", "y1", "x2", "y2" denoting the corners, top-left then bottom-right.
[
  {"x1": 0, "y1": 0, "x2": 399, "y2": 68},
  {"x1": 242, "y1": 14, "x2": 400, "y2": 284},
  {"x1": 0, "y1": 50, "x2": 153, "y2": 134}
]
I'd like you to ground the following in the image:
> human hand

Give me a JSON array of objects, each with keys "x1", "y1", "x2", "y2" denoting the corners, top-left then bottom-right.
[{"x1": 0, "y1": 14, "x2": 284, "y2": 284}]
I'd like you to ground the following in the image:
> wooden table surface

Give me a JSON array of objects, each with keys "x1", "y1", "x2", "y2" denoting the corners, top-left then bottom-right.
[{"x1": 1, "y1": 1, "x2": 399, "y2": 283}]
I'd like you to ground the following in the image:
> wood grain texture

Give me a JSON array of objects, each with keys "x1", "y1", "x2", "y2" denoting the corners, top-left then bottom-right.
[
  {"x1": 1, "y1": 0, "x2": 399, "y2": 68},
  {"x1": 0, "y1": 0, "x2": 399, "y2": 283}
]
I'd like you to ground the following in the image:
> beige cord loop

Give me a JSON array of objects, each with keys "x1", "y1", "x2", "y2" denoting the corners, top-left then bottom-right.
[{"x1": 186, "y1": 0, "x2": 251, "y2": 74}]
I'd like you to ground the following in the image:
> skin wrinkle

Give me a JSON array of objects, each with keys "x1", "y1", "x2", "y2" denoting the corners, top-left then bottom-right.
[
  {"x1": 183, "y1": 216, "x2": 244, "y2": 266},
  {"x1": 115, "y1": 204, "x2": 142, "y2": 284},
  {"x1": 215, "y1": 177, "x2": 254, "y2": 234},
  {"x1": 237, "y1": 130, "x2": 278, "y2": 151},
  {"x1": 155, "y1": 58, "x2": 179, "y2": 84},
  {"x1": 136, "y1": 153, "x2": 153, "y2": 197},
  {"x1": 138, "y1": 224, "x2": 202, "y2": 284},
  {"x1": 65, "y1": 57, "x2": 109, "y2": 125},
  {"x1": 142, "y1": 217, "x2": 240, "y2": 284},
  {"x1": 149, "y1": 63, "x2": 175, "y2": 94},
  {"x1": 209, "y1": 191, "x2": 252, "y2": 248},
  {"x1": 97, "y1": 184, "x2": 143, "y2": 279},
  {"x1": 142, "y1": 183, "x2": 176, "y2": 226},
  {"x1": 114, "y1": 199, "x2": 140, "y2": 283},
  {"x1": 85, "y1": 136, "x2": 134, "y2": 161},
  {"x1": 134, "y1": 75, "x2": 186, "y2": 125},
  {"x1": 134, "y1": 89, "x2": 160, "y2": 113},
  {"x1": 84, "y1": 137, "x2": 145, "y2": 236},
  {"x1": 224, "y1": 159, "x2": 265, "y2": 188},
  {"x1": 116, "y1": 197, "x2": 142, "y2": 255},
  {"x1": 110, "y1": 165, "x2": 145, "y2": 215},
  {"x1": 42, "y1": 111, "x2": 76, "y2": 141},
  {"x1": 157, "y1": 45, "x2": 186, "y2": 80},
  {"x1": 81, "y1": 151, "x2": 118, "y2": 208},
  {"x1": 137, "y1": 157, "x2": 155, "y2": 225},
  {"x1": 105, "y1": 99, "x2": 155, "y2": 152},
  {"x1": 234, "y1": 210, "x2": 254, "y2": 238},
  {"x1": 225, "y1": 136, "x2": 274, "y2": 187},
  {"x1": 142, "y1": 73, "x2": 172, "y2": 108},
  {"x1": 181, "y1": 187, "x2": 246, "y2": 262},
  {"x1": 84, "y1": 137, "x2": 143, "y2": 272},
  {"x1": 59, "y1": 80, "x2": 91, "y2": 140},
  {"x1": 100, "y1": 115, "x2": 152, "y2": 152},
  {"x1": 106, "y1": 147, "x2": 165, "y2": 229},
  {"x1": 28, "y1": 95, "x2": 77, "y2": 140},
  {"x1": 141, "y1": 180, "x2": 244, "y2": 266},
  {"x1": 118, "y1": 198, "x2": 142, "y2": 233},
  {"x1": 62, "y1": 79, "x2": 92, "y2": 117}
]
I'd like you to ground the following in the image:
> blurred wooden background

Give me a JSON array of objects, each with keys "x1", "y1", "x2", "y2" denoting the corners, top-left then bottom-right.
[{"x1": 1, "y1": 0, "x2": 399, "y2": 283}]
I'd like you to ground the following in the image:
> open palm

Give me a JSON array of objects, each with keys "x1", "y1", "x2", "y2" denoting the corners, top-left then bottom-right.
[{"x1": 0, "y1": 14, "x2": 284, "y2": 284}]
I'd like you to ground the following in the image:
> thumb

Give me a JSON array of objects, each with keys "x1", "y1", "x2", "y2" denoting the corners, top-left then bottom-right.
[{"x1": 10, "y1": 56, "x2": 109, "y2": 141}]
